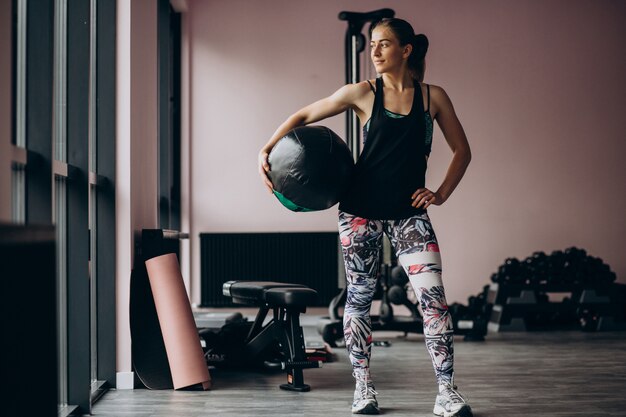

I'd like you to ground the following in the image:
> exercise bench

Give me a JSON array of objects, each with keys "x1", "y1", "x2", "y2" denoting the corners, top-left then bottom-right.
[{"x1": 222, "y1": 281, "x2": 321, "y2": 391}]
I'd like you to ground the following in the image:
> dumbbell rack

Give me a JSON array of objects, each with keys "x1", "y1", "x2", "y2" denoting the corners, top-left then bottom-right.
[{"x1": 487, "y1": 281, "x2": 625, "y2": 332}]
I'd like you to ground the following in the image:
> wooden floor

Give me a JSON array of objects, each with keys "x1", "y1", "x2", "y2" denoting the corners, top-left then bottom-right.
[{"x1": 90, "y1": 315, "x2": 626, "y2": 417}]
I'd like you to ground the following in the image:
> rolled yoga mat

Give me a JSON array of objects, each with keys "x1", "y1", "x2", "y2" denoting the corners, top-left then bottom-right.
[{"x1": 145, "y1": 253, "x2": 211, "y2": 390}]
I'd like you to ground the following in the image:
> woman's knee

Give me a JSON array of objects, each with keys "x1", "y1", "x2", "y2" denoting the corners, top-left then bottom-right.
[
  {"x1": 345, "y1": 279, "x2": 377, "y2": 311},
  {"x1": 398, "y1": 250, "x2": 443, "y2": 289}
]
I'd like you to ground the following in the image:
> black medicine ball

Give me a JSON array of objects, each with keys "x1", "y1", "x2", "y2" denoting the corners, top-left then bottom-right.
[{"x1": 268, "y1": 126, "x2": 354, "y2": 212}]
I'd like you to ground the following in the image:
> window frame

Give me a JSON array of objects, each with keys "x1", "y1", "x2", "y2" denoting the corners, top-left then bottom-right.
[{"x1": 11, "y1": 0, "x2": 117, "y2": 414}]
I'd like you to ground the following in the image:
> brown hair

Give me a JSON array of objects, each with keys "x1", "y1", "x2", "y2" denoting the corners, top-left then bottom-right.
[{"x1": 370, "y1": 18, "x2": 429, "y2": 81}]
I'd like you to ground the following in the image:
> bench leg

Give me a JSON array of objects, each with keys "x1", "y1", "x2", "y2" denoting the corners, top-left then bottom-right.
[
  {"x1": 280, "y1": 308, "x2": 311, "y2": 392},
  {"x1": 245, "y1": 306, "x2": 270, "y2": 344},
  {"x1": 244, "y1": 305, "x2": 317, "y2": 391}
]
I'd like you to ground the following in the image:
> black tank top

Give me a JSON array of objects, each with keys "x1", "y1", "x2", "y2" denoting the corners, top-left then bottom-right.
[{"x1": 339, "y1": 77, "x2": 427, "y2": 219}]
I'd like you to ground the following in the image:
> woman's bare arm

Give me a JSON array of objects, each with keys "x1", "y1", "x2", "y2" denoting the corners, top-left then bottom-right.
[
  {"x1": 412, "y1": 86, "x2": 471, "y2": 208},
  {"x1": 258, "y1": 82, "x2": 370, "y2": 193}
]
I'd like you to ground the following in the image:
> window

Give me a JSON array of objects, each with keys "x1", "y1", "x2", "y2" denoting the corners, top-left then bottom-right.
[
  {"x1": 11, "y1": 0, "x2": 26, "y2": 223},
  {"x1": 10, "y1": 1, "x2": 116, "y2": 414},
  {"x1": 158, "y1": 0, "x2": 182, "y2": 231}
]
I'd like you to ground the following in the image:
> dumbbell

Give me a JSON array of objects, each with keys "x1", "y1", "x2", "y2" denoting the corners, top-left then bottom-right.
[
  {"x1": 449, "y1": 303, "x2": 471, "y2": 321},
  {"x1": 387, "y1": 284, "x2": 420, "y2": 319},
  {"x1": 379, "y1": 291, "x2": 394, "y2": 324},
  {"x1": 547, "y1": 250, "x2": 568, "y2": 284},
  {"x1": 596, "y1": 263, "x2": 616, "y2": 283},
  {"x1": 390, "y1": 265, "x2": 409, "y2": 286},
  {"x1": 565, "y1": 246, "x2": 587, "y2": 259},
  {"x1": 387, "y1": 285, "x2": 407, "y2": 305},
  {"x1": 498, "y1": 258, "x2": 523, "y2": 284}
]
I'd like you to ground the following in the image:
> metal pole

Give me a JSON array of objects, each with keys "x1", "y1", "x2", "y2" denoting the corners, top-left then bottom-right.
[
  {"x1": 350, "y1": 34, "x2": 360, "y2": 161},
  {"x1": 339, "y1": 9, "x2": 394, "y2": 162}
]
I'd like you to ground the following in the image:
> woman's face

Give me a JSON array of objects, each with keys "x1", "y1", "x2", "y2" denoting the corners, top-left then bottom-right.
[{"x1": 370, "y1": 26, "x2": 411, "y2": 74}]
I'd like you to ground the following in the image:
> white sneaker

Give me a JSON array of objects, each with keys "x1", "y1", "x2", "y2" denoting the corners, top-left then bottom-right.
[
  {"x1": 351, "y1": 378, "x2": 379, "y2": 414},
  {"x1": 433, "y1": 382, "x2": 473, "y2": 417}
]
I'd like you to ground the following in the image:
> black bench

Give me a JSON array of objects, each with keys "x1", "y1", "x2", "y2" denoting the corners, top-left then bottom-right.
[{"x1": 222, "y1": 281, "x2": 320, "y2": 391}]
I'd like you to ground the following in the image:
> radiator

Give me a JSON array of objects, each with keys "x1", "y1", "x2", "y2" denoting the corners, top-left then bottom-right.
[{"x1": 200, "y1": 232, "x2": 341, "y2": 307}]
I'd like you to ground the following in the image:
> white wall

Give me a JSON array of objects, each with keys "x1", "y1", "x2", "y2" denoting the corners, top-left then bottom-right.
[
  {"x1": 0, "y1": 0, "x2": 12, "y2": 222},
  {"x1": 116, "y1": 0, "x2": 158, "y2": 384},
  {"x1": 185, "y1": 0, "x2": 626, "y2": 305}
]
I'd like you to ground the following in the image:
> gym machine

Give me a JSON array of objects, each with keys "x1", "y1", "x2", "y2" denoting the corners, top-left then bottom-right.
[{"x1": 339, "y1": 8, "x2": 394, "y2": 160}]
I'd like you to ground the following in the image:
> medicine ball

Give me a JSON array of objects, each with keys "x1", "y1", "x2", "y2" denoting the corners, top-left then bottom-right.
[{"x1": 268, "y1": 126, "x2": 354, "y2": 212}]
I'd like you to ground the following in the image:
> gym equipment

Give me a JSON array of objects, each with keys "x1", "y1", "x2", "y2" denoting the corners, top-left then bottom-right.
[
  {"x1": 448, "y1": 285, "x2": 490, "y2": 341},
  {"x1": 338, "y1": 8, "x2": 394, "y2": 160},
  {"x1": 198, "y1": 312, "x2": 255, "y2": 368},
  {"x1": 318, "y1": 263, "x2": 425, "y2": 347},
  {"x1": 221, "y1": 281, "x2": 321, "y2": 392},
  {"x1": 387, "y1": 267, "x2": 421, "y2": 318},
  {"x1": 487, "y1": 247, "x2": 624, "y2": 332},
  {"x1": 390, "y1": 264, "x2": 409, "y2": 286},
  {"x1": 145, "y1": 253, "x2": 211, "y2": 390},
  {"x1": 268, "y1": 126, "x2": 354, "y2": 212},
  {"x1": 130, "y1": 229, "x2": 210, "y2": 390},
  {"x1": 490, "y1": 247, "x2": 616, "y2": 286},
  {"x1": 386, "y1": 265, "x2": 422, "y2": 320}
]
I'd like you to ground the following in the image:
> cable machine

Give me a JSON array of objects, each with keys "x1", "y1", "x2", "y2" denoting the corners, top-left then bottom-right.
[{"x1": 338, "y1": 9, "x2": 394, "y2": 161}]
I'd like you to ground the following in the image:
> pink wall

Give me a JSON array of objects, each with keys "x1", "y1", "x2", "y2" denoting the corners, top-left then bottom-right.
[
  {"x1": 186, "y1": 0, "x2": 626, "y2": 304},
  {"x1": 0, "y1": 0, "x2": 11, "y2": 222}
]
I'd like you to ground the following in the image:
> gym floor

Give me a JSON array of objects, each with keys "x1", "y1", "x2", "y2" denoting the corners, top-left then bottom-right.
[{"x1": 90, "y1": 310, "x2": 626, "y2": 417}]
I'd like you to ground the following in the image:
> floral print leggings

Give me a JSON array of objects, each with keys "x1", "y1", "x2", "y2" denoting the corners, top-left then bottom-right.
[{"x1": 338, "y1": 210, "x2": 454, "y2": 385}]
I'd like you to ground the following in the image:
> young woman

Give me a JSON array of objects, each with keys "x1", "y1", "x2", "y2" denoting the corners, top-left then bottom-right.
[{"x1": 258, "y1": 18, "x2": 473, "y2": 417}]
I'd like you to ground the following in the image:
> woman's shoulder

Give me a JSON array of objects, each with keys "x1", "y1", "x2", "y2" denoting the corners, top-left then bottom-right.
[
  {"x1": 334, "y1": 80, "x2": 376, "y2": 101},
  {"x1": 420, "y1": 83, "x2": 449, "y2": 98},
  {"x1": 364, "y1": 79, "x2": 378, "y2": 91},
  {"x1": 419, "y1": 83, "x2": 456, "y2": 118},
  {"x1": 420, "y1": 83, "x2": 452, "y2": 106},
  {"x1": 348, "y1": 80, "x2": 377, "y2": 94}
]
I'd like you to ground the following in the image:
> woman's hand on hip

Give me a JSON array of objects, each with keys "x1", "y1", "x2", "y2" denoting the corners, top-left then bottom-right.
[
  {"x1": 258, "y1": 149, "x2": 274, "y2": 194},
  {"x1": 411, "y1": 187, "x2": 444, "y2": 209}
]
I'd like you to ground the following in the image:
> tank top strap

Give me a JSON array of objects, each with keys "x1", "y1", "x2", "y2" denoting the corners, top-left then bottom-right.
[
  {"x1": 372, "y1": 77, "x2": 384, "y2": 117},
  {"x1": 410, "y1": 78, "x2": 424, "y2": 117}
]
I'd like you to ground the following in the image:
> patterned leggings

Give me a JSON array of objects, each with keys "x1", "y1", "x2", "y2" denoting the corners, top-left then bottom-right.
[{"x1": 338, "y1": 210, "x2": 454, "y2": 386}]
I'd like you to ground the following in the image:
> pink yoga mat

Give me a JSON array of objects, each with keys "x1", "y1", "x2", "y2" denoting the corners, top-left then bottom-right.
[{"x1": 145, "y1": 253, "x2": 211, "y2": 390}]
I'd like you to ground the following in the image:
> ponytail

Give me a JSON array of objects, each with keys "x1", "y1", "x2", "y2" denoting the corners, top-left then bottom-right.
[{"x1": 410, "y1": 34, "x2": 429, "y2": 82}]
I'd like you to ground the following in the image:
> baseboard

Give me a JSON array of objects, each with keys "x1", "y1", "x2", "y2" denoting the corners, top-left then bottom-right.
[{"x1": 116, "y1": 372, "x2": 134, "y2": 390}]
